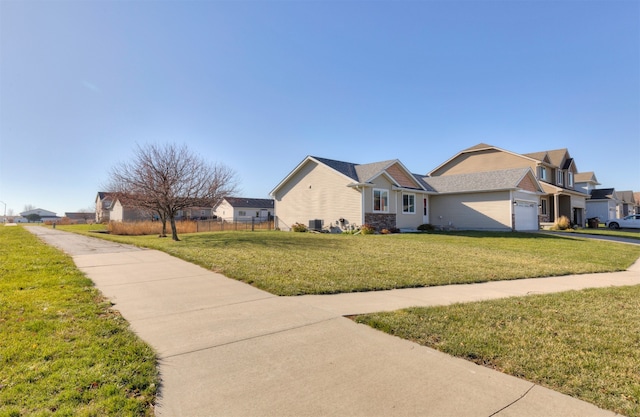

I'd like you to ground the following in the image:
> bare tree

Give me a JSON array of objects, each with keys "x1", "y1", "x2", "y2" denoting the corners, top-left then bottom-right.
[{"x1": 106, "y1": 143, "x2": 238, "y2": 241}]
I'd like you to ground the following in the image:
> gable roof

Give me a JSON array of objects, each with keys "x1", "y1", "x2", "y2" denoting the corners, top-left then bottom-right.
[
  {"x1": 617, "y1": 191, "x2": 635, "y2": 204},
  {"x1": 422, "y1": 168, "x2": 541, "y2": 194},
  {"x1": 574, "y1": 172, "x2": 600, "y2": 185},
  {"x1": 223, "y1": 197, "x2": 274, "y2": 209},
  {"x1": 590, "y1": 188, "x2": 617, "y2": 200},
  {"x1": 271, "y1": 156, "x2": 431, "y2": 196}
]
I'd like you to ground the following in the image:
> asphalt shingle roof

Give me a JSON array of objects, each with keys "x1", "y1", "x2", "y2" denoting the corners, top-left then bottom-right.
[{"x1": 423, "y1": 168, "x2": 531, "y2": 193}]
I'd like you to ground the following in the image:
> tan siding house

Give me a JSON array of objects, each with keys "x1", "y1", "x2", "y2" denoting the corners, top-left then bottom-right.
[
  {"x1": 271, "y1": 156, "x2": 433, "y2": 232},
  {"x1": 429, "y1": 143, "x2": 588, "y2": 226}
]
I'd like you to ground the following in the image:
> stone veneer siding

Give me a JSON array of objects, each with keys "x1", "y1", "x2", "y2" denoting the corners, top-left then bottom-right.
[{"x1": 364, "y1": 213, "x2": 397, "y2": 231}]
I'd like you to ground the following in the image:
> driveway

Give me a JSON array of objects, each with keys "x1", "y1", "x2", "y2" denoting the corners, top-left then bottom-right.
[{"x1": 28, "y1": 226, "x2": 634, "y2": 416}]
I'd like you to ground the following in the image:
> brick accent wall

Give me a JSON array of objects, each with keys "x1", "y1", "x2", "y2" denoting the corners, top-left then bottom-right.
[{"x1": 364, "y1": 213, "x2": 396, "y2": 231}]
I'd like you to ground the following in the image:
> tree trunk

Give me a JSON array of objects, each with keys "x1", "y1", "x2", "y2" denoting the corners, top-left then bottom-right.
[{"x1": 170, "y1": 216, "x2": 180, "y2": 241}]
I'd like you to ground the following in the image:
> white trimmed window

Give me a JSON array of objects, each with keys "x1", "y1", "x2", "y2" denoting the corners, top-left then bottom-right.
[
  {"x1": 568, "y1": 172, "x2": 574, "y2": 187},
  {"x1": 540, "y1": 199, "x2": 548, "y2": 215},
  {"x1": 238, "y1": 210, "x2": 247, "y2": 216},
  {"x1": 557, "y1": 171, "x2": 564, "y2": 186},
  {"x1": 402, "y1": 193, "x2": 416, "y2": 214},
  {"x1": 373, "y1": 189, "x2": 389, "y2": 212}
]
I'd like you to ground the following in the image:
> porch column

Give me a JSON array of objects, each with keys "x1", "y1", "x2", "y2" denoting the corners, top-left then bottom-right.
[{"x1": 554, "y1": 194, "x2": 559, "y2": 222}]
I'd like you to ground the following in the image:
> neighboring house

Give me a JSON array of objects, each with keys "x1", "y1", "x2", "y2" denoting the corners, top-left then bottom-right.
[
  {"x1": 108, "y1": 197, "x2": 149, "y2": 222},
  {"x1": 574, "y1": 172, "x2": 600, "y2": 196},
  {"x1": 19, "y1": 208, "x2": 60, "y2": 222},
  {"x1": 271, "y1": 156, "x2": 434, "y2": 232},
  {"x1": 95, "y1": 192, "x2": 114, "y2": 223},
  {"x1": 423, "y1": 168, "x2": 544, "y2": 231},
  {"x1": 214, "y1": 197, "x2": 274, "y2": 222},
  {"x1": 587, "y1": 188, "x2": 621, "y2": 221},
  {"x1": 618, "y1": 191, "x2": 637, "y2": 217},
  {"x1": 271, "y1": 155, "x2": 544, "y2": 232},
  {"x1": 429, "y1": 143, "x2": 589, "y2": 226},
  {"x1": 635, "y1": 192, "x2": 640, "y2": 214}
]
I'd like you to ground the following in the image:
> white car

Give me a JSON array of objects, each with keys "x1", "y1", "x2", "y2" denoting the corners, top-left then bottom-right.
[{"x1": 606, "y1": 215, "x2": 640, "y2": 229}]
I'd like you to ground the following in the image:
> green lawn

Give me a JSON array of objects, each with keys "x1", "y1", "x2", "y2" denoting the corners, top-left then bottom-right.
[
  {"x1": 55, "y1": 226, "x2": 640, "y2": 296},
  {"x1": 565, "y1": 228, "x2": 640, "y2": 241},
  {"x1": 0, "y1": 225, "x2": 158, "y2": 416},
  {"x1": 355, "y1": 285, "x2": 640, "y2": 417}
]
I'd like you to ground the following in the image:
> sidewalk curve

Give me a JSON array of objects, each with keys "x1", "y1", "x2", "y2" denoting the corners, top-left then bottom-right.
[{"x1": 27, "y1": 227, "x2": 634, "y2": 417}]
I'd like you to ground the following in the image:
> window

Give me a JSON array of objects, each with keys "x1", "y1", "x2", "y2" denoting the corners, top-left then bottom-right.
[
  {"x1": 540, "y1": 199, "x2": 548, "y2": 215},
  {"x1": 373, "y1": 189, "x2": 388, "y2": 212},
  {"x1": 402, "y1": 194, "x2": 415, "y2": 214},
  {"x1": 568, "y1": 172, "x2": 574, "y2": 187},
  {"x1": 539, "y1": 166, "x2": 547, "y2": 181},
  {"x1": 423, "y1": 198, "x2": 427, "y2": 216},
  {"x1": 238, "y1": 210, "x2": 247, "y2": 216},
  {"x1": 557, "y1": 171, "x2": 564, "y2": 186}
]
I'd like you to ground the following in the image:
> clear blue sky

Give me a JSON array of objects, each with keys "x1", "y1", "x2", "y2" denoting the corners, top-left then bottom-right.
[{"x1": 1, "y1": 0, "x2": 638, "y2": 217}]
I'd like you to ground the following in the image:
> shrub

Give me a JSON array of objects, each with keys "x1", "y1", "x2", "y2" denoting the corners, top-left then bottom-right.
[
  {"x1": 360, "y1": 224, "x2": 376, "y2": 234},
  {"x1": 417, "y1": 224, "x2": 435, "y2": 232},
  {"x1": 381, "y1": 228, "x2": 400, "y2": 234},
  {"x1": 552, "y1": 216, "x2": 572, "y2": 231},
  {"x1": 291, "y1": 222, "x2": 308, "y2": 232}
]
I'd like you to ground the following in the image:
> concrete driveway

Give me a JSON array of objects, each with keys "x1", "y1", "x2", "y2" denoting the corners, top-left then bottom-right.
[{"x1": 27, "y1": 226, "x2": 636, "y2": 416}]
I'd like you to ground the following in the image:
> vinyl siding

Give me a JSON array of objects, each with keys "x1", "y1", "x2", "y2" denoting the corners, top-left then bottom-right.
[
  {"x1": 432, "y1": 149, "x2": 536, "y2": 176},
  {"x1": 273, "y1": 160, "x2": 362, "y2": 231},
  {"x1": 430, "y1": 191, "x2": 512, "y2": 230}
]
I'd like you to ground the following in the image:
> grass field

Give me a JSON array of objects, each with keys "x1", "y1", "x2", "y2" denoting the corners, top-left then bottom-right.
[
  {"x1": 355, "y1": 285, "x2": 640, "y2": 417},
  {"x1": 55, "y1": 226, "x2": 640, "y2": 296},
  {"x1": 0, "y1": 225, "x2": 158, "y2": 416}
]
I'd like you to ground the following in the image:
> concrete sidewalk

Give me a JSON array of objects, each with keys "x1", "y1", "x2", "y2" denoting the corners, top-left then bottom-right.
[{"x1": 27, "y1": 227, "x2": 635, "y2": 417}]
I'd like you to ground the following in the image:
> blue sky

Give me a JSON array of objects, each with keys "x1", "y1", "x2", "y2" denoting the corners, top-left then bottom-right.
[{"x1": 1, "y1": 0, "x2": 638, "y2": 217}]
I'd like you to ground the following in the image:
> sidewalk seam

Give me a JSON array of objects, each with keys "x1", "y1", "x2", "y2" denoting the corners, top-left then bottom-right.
[
  {"x1": 161, "y1": 316, "x2": 341, "y2": 360},
  {"x1": 488, "y1": 383, "x2": 536, "y2": 416}
]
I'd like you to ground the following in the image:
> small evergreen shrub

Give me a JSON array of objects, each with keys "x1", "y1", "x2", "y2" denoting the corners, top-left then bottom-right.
[{"x1": 417, "y1": 224, "x2": 435, "y2": 232}]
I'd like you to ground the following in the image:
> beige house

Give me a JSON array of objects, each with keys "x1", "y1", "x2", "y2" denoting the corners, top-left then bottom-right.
[
  {"x1": 213, "y1": 197, "x2": 274, "y2": 222},
  {"x1": 270, "y1": 156, "x2": 434, "y2": 232},
  {"x1": 429, "y1": 143, "x2": 589, "y2": 226},
  {"x1": 95, "y1": 192, "x2": 114, "y2": 223},
  {"x1": 271, "y1": 155, "x2": 544, "y2": 232},
  {"x1": 423, "y1": 168, "x2": 544, "y2": 231}
]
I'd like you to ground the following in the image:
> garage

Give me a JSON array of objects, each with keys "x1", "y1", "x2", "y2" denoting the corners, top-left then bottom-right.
[{"x1": 514, "y1": 200, "x2": 539, "y2": 231}]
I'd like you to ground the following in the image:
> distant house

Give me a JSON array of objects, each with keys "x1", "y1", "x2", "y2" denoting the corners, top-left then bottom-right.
[
  {"x1": 20, "y1": 208, "x2": 60, "y2": 223},
  {"x1": 214, "y1": 197, "x2": 274, "y2": 222},
  {"x1": 95, "y1": 192, "x2": 115, "y2": 223},
  {"x1": 618, "y1": 191, "x2": 637, "y2": 217},
  {"x1": 108, "y1": 197, "x2": 150, "y2": 222},
  {"x1": 586, "y1": 188, "x2": 620, "y2": 221}
]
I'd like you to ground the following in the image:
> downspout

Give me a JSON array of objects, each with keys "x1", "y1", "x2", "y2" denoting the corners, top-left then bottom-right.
[{"x1": 510, "y1": 190, "x2": 516, "y2": 231}]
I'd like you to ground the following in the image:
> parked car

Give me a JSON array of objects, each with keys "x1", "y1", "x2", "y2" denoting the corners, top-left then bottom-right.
[{"x1": 606, "y1": 215, "x2": 640, "y2": 229}]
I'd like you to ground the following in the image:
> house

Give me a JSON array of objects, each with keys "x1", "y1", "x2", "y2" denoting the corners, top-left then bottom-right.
[
  {"x1": 271, "y1": 156, "x2": 434, "y2": 232},
  {"x1": 108, "y1": 197, "x2": 150, "y2": 222},
  {"x1": 429, "y1": 143, "x2": 589, "y2": 226},
  {"x1": 19, "y1": 208, "x2": 60, "y2": 223},
  {"x1": 586, "y1": 188, "x2": 621, "y2": 221},
  {"x1": 95, "y1": 192, "x2": 114, "y2": 223},
  {"x1": 214, "y1": 197, "x2": 274, "y2": 222},
  {"x1": 574, "y1": 172, "x2": 600, "y2": 196},
  {"x1": 423, "y1": 168, "x2": 544, "y2": 231},
  {"x1": 270, "y1": 155, "x2": 543, "y2": 232},
  {"x1": 618, "y1": 191, "x2": 637, "y2": 217},
  {"x1": 175, "y1": 207, "x2": 214, "y2": 220}
]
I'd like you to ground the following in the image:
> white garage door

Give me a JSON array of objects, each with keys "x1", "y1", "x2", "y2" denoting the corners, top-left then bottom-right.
[{"x1": 514, "y1": 201, "x2": 538, "y2": 231}]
